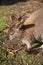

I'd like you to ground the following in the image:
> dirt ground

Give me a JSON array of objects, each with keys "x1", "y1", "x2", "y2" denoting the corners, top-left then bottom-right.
[{"x1": 0, "y1": 0, "x2": 43, "y2": 65}]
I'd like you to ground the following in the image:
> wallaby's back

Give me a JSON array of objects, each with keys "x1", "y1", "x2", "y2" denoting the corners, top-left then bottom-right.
[{"x1": 21, "y1": 8, "x2": 43, "y2": 50}]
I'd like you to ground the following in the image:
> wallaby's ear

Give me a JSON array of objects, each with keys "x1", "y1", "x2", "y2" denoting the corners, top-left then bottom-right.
[
  {"x1": 16, "y1": 19, "x2": 24, "y2": 29},
  {"x1": 18, "y1": 14, "x2": 35, "y2": 26},
  {"x1": 23, "y1": 14, "x2": 35, "y2": 25},
  {"x1": 15, "y1": 15, "x2": 24, "y2": 29}
]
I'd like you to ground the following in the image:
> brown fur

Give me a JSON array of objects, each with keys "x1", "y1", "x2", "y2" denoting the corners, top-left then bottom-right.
[{"x1": 9, "y1": 8, "x2": 43, "y2": 51}]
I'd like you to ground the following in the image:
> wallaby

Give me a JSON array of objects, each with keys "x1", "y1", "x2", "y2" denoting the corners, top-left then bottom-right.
[{"x1": 8, "y1": 8, "x2": 43, "y2": 51}]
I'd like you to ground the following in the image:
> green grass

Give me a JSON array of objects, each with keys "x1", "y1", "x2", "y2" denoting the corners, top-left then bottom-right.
[
  {"x1": 0, "y1": 47, "x2": 42, "y2": 65},
  {"x1": 0, "y1": 8, "x2": 12, "y2": 15},
  {"x1": 0, "y1": 16, "x2": 6, "y2": 30},
  {"x1": 0, "y1": 15, "x2": 11, "y2": 31},
  {"x1": 7, "y1": 53, "x2": 15, "y2": 60},
  {"x1": 0, "y1": 16, "x2": 7, "y2": 43},
  {"x1": 13, "y1": 51, "x2": 42, "y2": 65}
]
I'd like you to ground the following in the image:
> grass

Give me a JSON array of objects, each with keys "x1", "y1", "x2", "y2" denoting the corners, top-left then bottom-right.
[
  {"x1": 13, "y1": 51, "x2": 42, "y2": 65},
  {"x1": 0, "y1": 16, "x2": 6, "y2": 30},
  {"x1": 0, "y1": 47, "x2": 43, "y2": 65},
  {"x1": 0, "y1": 8, "x2": 12, "y2": 15}
]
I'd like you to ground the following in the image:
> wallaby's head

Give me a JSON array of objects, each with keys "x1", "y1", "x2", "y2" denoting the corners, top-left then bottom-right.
[
  {"x1": 3, "y1": 13, "x2": 35, "y2": 41},
  {"x1": 8, "y1": 14, "x2": 25, "y2": 41},
  {"x1": 8, "y1": 14, "x2": 35, "y2": 41}
]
